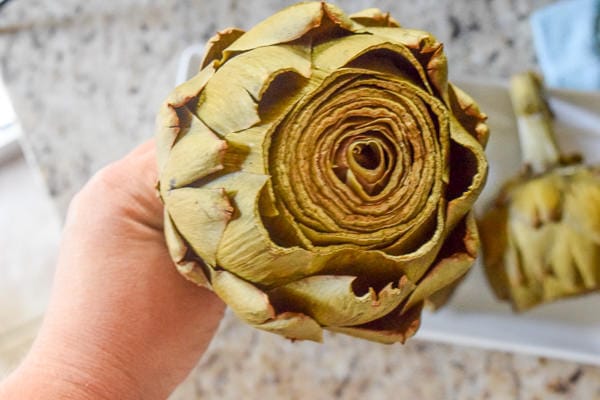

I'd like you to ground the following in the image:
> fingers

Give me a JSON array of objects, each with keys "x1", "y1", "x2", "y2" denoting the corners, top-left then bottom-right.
[
  {"x1": 126, "y1": 139, "x2": 156, "y2": 159},
  {"x1": 121, "y1": 139, "x2": 160, "y2": 198},
  {"x1": 67, "y1": 139, "x2": 164, "y2": 231}
]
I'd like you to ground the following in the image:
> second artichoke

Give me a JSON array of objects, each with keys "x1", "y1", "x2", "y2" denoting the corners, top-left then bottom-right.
[{"x1": 479, "y1": 72, "x2": 600, "y2": 311}]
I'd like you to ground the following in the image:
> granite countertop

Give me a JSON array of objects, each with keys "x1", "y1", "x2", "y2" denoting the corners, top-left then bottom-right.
[{"x1": 2, "y1": 0, "x2": 600, "y2": 398}]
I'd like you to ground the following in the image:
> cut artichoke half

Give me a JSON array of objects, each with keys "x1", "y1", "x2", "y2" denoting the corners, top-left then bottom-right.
[
  {"x1": 479, "y1": 71, "x2": 600, "y2": 311},
  {"x1": 157, "y1": 2, "x2": 489, "y2": 343}
]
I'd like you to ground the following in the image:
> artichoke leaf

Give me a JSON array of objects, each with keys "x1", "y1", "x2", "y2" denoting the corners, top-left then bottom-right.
[
  {"x1": 565, "y1": 170, "x2": 600, "y2": 243},
  {"x1": 222, "y1": 75, "x2": 327, "y2": 175},
  {"x1": 363, "y1": 27, "x2": 448, "y2": 99},
  {"x1": 254, "y1": 312, "x2": 324, "y2": 342},
  {"x1": 448, "y1": 83, "x2": 489, "y2": 146},
  {"x1": 211, "y1": 269, "x2": 324, "y2": 341},
  {"x1": 445, "y1": 116, "x2": 489, "y2": 232},
  {"x1": 564, "y1": 226, "x2": 600, "y2": 288},
  {"x1": 312, "y1": 34, "x2": 431, "y2": 93},
  {"x1": 327, "y1": 303, "x2": 423, "y2": 344},
  {"x1": 504, "y1": 221, "x2": 530, "y2": 292},
  {"x1": 542, "y1": 274, "x2": 579, "y2": 303},
  {"x1": 519, "y1": 223, "x2": 572, "y2": 293},
  {"x1": 160, "y1": 110, "x2": 227, "y2": 194},
  {"x1": 403, "y1": 212, "x2": 478, "y2": 311},
  {"x1": 319, "y1": 2, "x2": 362, "y2": 32},
  {"x1": 163, "y1": 208, "x2": 210, "y2": 287},
  {"x1": 166, "y1": 64, "x2": 217, "y2": 106},
  {"x1": 293, "y1": 204, "x2": 445, "y2": 287},
  {"x1": 285, "y1": 211, "x2": 443, "y2": 299},
  {"x1": 156, "y1": 65, "x2": 216, "y2": 170},
  {"x1": 164, "y1": 208, "x2": 187, "y2": 264},
  {"x1": 221, "y1": 2, "x2": 323, "y2": 57},
  {"x1": 311, "y1": 248, "x2": 426, "y2": 290},
  {"x1": 382, "y1": 205, "x2": 446, "y2": 282},
  {"x1": 552, "y1": 168, "x2": 600, "y2": 289},
  {"x1": 204, "y1": 172, "x2": 316, "y2": 287},
  {"x1": 222, "y1": 2, "x2": 359, "y2": 61},
  {"x1": 424, "y1": 275, "x2": 465, "y2": 310},
  {"x1": 509, "y1": 173, "x2": 562, "y2": 227},
  {"x1": 268, "y1": 274, "x2": 415, "y2": 327},
  {"x1": 349, "y1": 8, "x2": 400, "y2": 27},
  {"x1": 201, "y1": 28, "x2": 246, "y2": 69},
  {"x1": 505, "y1": 216, "x2": 598, "y2": 310},
  {"x1": 551, "y1": 226, "x2": 593, "y2": 290},
  {"x1": 364, "y1": 27, "x2": 439, "y2": 52},
  {"x1": 199, "y1": 45, "x2": 312, "y2": 136},
  {"x1": 509, "y1": 287, "x2": 543, "y2": 312},
  {"x1": 558, "y1": 184, "x2": 600, "y2": 287},
  {"x1": 164, "y1": 187, "x2": 233, "y2": 266},
  {"x1": 210, "y1": 269, "x2": 275, "y2": 324},
  {"x1": 223, "y1": 123, "x2": 273, "y2": 175},
  {"x1": 424, "y1": 43, "x2": 449, "y2": 104}
]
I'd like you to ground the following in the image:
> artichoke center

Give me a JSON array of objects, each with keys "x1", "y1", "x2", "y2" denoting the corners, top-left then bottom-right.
[
  {"x1": 351, "y1": 141, "x2": 380, "y2": 170},
  {"x1": 333, "y1": 135, "x2": 396, "y2": 197}
]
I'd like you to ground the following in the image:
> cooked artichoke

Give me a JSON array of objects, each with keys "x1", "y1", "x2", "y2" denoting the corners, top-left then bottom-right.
[
  {"x1": 156, "y1": 2, "x2": 489, "y2": 343},
  {"x1": 479, "y1": 71, "x2": 600, "y2": 311}
]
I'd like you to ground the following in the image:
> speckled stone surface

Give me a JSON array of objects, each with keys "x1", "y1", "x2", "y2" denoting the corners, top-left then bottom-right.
[
  {"x1": 169, "y1": 312, "x2": 600, "y2": 400},
  {"x1": 2, "y1": 1, "x2": 600, "y2": 398}
]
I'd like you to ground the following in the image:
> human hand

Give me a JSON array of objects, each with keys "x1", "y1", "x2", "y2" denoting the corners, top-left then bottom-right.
[{"x1": 1, "y1": 140, "x2": 225, "y2": 399}]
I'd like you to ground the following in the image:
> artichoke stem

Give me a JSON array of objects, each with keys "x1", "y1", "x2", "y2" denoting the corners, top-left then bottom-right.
[{"x1": 509, "y1": 72, "x2": 561, "y2": 175}]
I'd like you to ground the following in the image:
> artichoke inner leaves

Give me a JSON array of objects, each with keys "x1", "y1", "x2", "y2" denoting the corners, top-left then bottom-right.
[
  {"x1": 332, "y1": 134, "x2": 395, "y2": 196},
  {"x1": 257, "y1": 67, "x2": 447, "y2": 253}
]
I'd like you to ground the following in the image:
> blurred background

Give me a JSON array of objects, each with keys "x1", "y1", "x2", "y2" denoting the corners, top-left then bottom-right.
[{"x1": 1, "y1": 0, "x2": 600, "y2": 398}]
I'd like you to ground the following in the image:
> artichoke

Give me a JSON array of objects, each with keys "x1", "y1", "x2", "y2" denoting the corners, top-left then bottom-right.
[
  {"x1": 156, "y1": 2, "x2": 489, "y2": 343},
  {"x1": 479, "y1": 71, "x2": 600, "y2": 311}
]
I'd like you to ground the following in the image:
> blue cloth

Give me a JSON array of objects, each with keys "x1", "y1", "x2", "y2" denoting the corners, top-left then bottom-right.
[{"x1": 531, "y1": 0, "x2": 600, "y2": 91}]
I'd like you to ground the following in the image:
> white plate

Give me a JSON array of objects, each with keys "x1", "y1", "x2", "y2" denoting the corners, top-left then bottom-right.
[
  {"x1": 0, "y1": 75, "x2": 21, "y2": 163},
  {"x1": 178, "y1": 47, "x2": 600, "y2": 365}
]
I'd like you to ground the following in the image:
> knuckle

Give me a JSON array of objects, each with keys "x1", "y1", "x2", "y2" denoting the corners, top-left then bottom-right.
[
  {"x1": 87, "y1": 161, "x2": 129, "y2": 197},
  {"x1": 68, "y1": 161, "x2": 127, "y2": 211}
]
